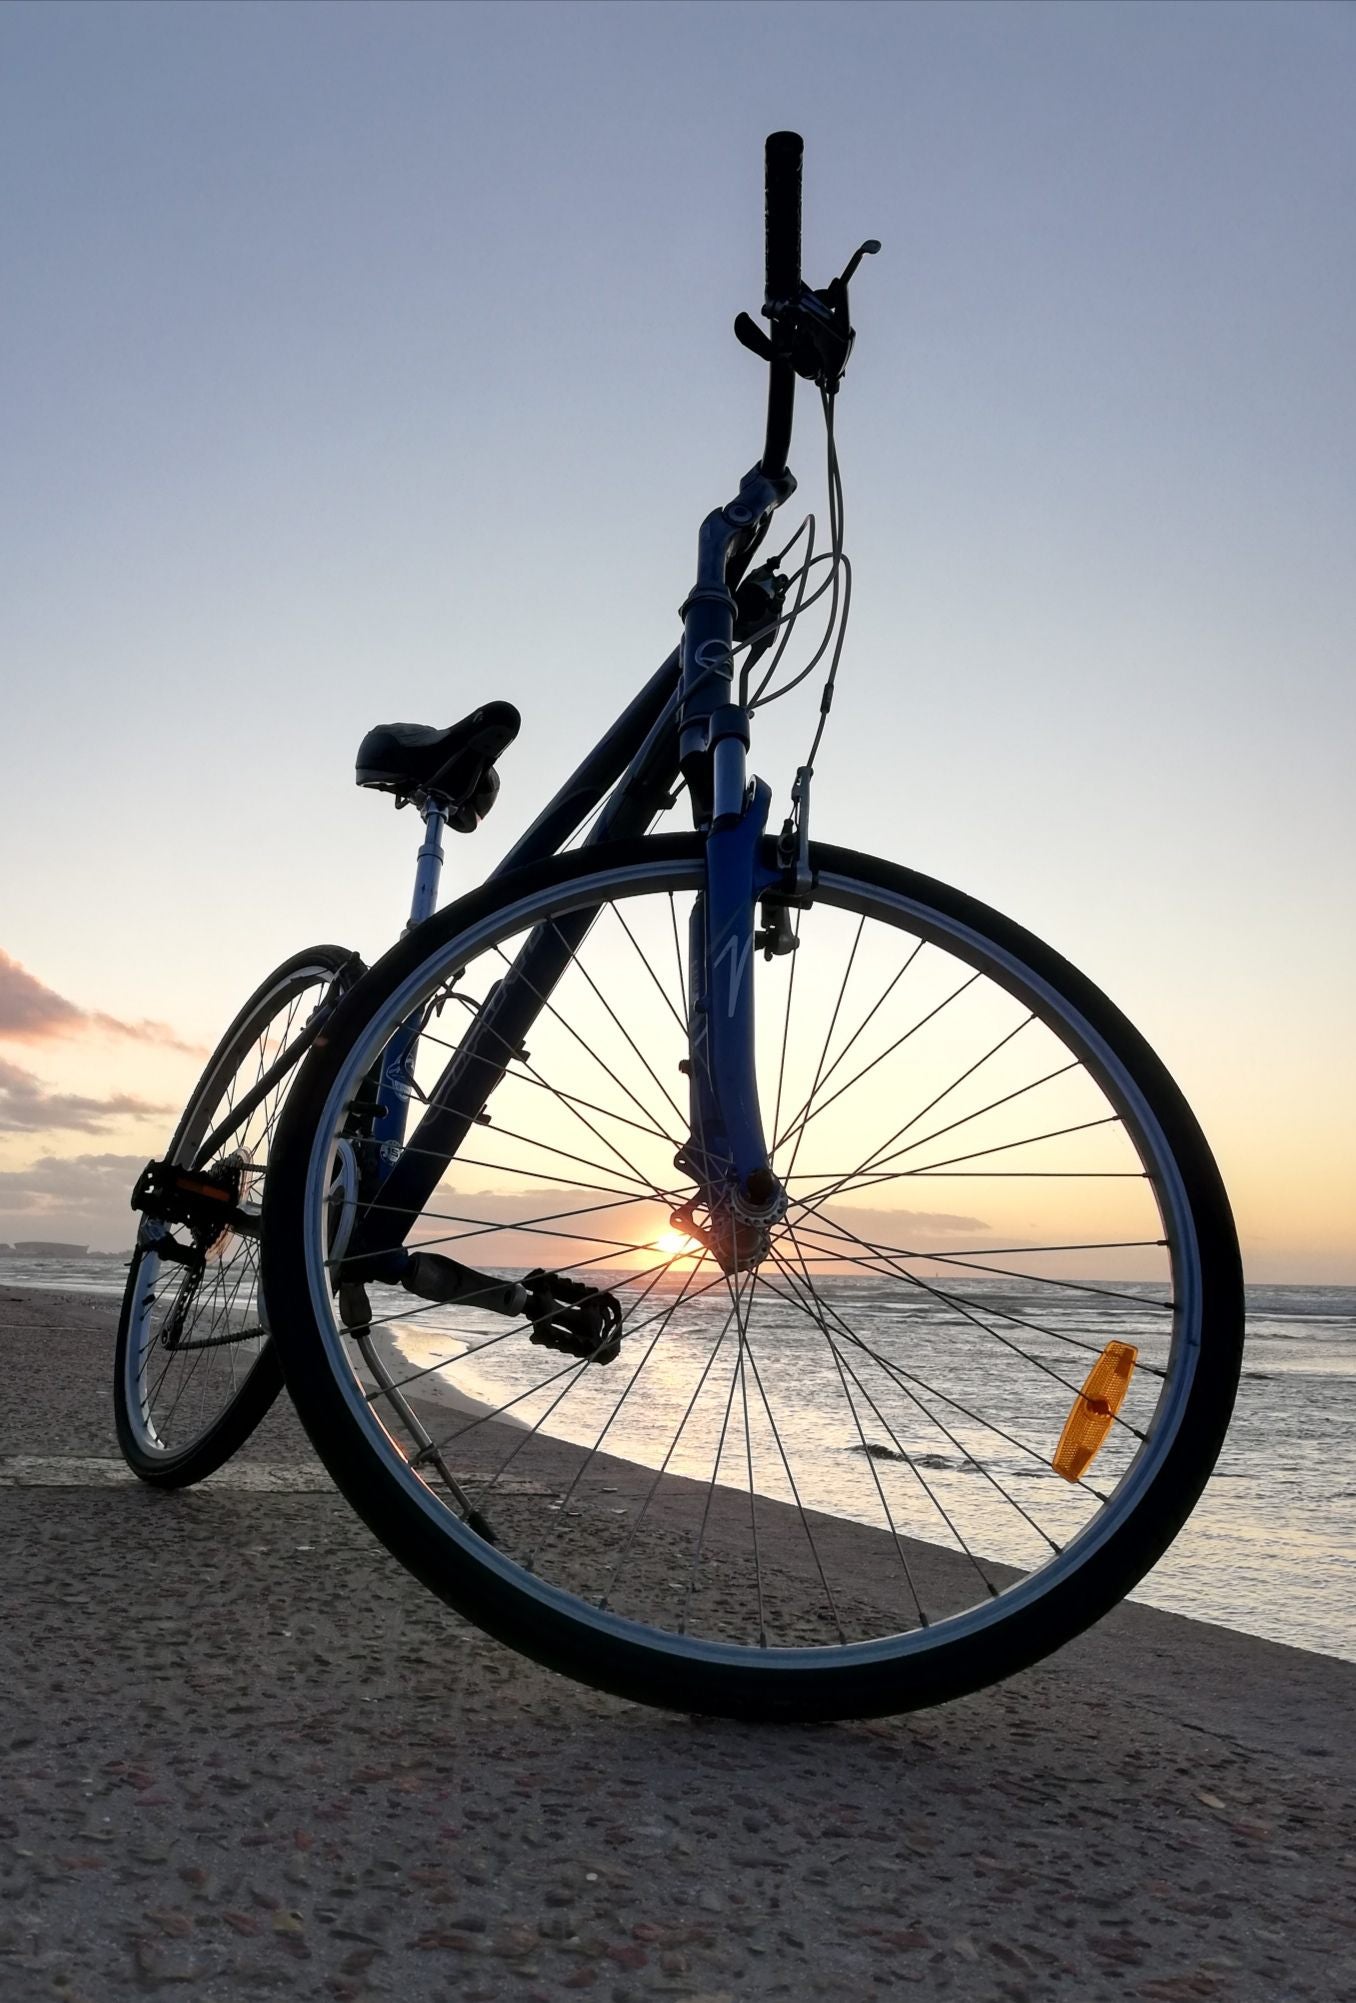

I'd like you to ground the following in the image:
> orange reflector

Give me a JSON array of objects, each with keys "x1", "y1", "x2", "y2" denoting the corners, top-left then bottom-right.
[
  {"x1": 1052, "y1": 1341, "x2": 1138, "y2": 1482},
  {"x1": 173, "y1": 1174, "x2": 231, "y2": 1203}
]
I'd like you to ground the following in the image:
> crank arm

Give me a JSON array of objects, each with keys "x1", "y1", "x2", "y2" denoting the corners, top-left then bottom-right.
[{"x1": 339, "y1": 1246, "x2": 529, "y2": 1317}]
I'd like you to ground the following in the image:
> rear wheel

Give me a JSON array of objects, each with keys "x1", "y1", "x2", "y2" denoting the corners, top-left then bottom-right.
[
  {"x1": 115, "y1": 944, "x2": 356, "y2": 1486},
  {"x1": 263, "y1": 840, "x2": 1242, "y2": 1719}
]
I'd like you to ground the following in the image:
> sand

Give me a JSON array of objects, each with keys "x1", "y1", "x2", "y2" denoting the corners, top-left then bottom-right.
[{"x1": 1, "y1": 1281, "x2": 1353, "y2": 2002}]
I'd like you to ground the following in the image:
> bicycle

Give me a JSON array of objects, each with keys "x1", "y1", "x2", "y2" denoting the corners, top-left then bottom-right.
[
  {"x1": 252, "y1": 133, "x2": 1242, "y2": 1722},
  {"x1": 113, "y1": 710, "x2": 518, "y2": 1484}
]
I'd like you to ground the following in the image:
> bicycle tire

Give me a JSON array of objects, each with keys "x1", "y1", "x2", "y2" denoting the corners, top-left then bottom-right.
[
  {"x1": 115, "y1": 943, "x2": 357, "y2": 1487},
  {"x1": 262, "y1": 840, "x2": 1242, "y2": 1719}
]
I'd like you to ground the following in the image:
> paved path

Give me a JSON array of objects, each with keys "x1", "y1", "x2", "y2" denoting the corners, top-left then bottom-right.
[{"x1": 2, "y1": 1285, "x2": 1353, "y2": 2002}]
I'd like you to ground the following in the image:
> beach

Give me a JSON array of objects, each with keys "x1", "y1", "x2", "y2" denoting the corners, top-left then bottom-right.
[{"x1": 2, "y1": 1282, "x2": 1354, "y2": 2002}]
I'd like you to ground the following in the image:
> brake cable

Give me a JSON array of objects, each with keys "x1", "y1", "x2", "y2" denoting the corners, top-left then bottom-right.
[
  {"x1": 748, "y1": 387, "x2": 853, "y2": 906},
  {"x1": 749, "y1": 390, "x2": 851, "y2": 726}
]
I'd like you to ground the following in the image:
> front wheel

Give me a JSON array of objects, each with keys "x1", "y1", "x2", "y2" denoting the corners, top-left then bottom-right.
[
  {"x1": 115, "y1": 944, "x2": 357, "y2": 1487},
  {"x1": 262, "y1": 841, "x2": 1242, "y2": 1720}
]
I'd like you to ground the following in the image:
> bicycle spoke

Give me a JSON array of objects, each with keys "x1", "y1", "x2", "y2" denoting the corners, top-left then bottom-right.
[
  {"x1": 481, "y1": 1063, "x2": 675, "y2": 1147},
  {"x1": 413, "y1": 969, "x2": 677, "y2": 1196},
  {"x1": 667, "y1": 893, "x2": 689, "y2": 1023},
  {"x1": 819, "y1": 1056, "x2": 1083, "y2": 1200},
  {"x1": 774, "y1": 970, "x2": 981, "y2": 1161},
  {"x1": 121, "y1": 958, "x2": 350, "y2": 1474},
  {"x1": 727, "y1": 1265, "x2": 767, "y2": 1645},
  {"x1": 771, "y1": 1233, "x2": 1066, "y2": 1558},
  {"x1": 464, "y1": 1253, "x2": 685, "y2": 1504},
  {"x1": 765, "y1": 1242, "x2": 930, "y2": 1623},
  {"x1": 677, "y1": 1281, "x2": 748, "y2": 1631},
  {"x1": 780, "y1": 913, "x2": 863, "y2": 1185},
  {"x1": 610, "y1": 902, "x2": 689, "y2": 1037},
  {"x1": 789, "y1": 1215, "x2": 1169, "y2": 1372},
  {"x1": 741, "y1": 1263, "x2": 847, "y2": 1643},
  {"x1": 796, "y1": 1114, "x2": 1127, "y2": 1207},
  {"x1": 755, "y1": 1252, "x2": 1110, "y2": 1506},
  {"x1": 491, "y1": 942, "x2": 681, "y2": 1159},
  {"x1": 795, "y1": 1206, "x2": 1147, "y2": 1434},
  {"x1": 769, "y1": 906, "x2": 801, "y2": 1154},
  {"x1": 600, "y1": 1288, "x2": 744, "y2": 1617},
  {"x1": 523, "y1": 1257, "x2": 709, "y2": 1571},
  {"x1": 773, "y1": 933, "x2": 922, "y2": 1149},
  {"x1": 807, "y1": 1011, "x2": 1040, "y2": 1202}
]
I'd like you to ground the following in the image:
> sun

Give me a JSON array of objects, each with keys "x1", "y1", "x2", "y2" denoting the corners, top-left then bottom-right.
[{"x1": 655, "y1": 1228, "x2": 701, "y2": 1258}]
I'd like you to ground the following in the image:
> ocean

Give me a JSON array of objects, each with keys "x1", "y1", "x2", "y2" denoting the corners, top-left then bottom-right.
[{"x1": 8, "y1": 1257, "x2": 1353, "y2": 1664}]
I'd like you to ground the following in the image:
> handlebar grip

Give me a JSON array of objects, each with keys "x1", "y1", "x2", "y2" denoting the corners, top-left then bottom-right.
[{"x1": 764, "y1": 130, "x2": 803, "y2": 311}]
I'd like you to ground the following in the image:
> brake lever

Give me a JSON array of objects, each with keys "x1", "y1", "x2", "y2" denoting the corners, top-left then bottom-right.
[
  {"x1": 733, "y1": 311, "x2": 775, "y2": 363},
  {"x1": 837, "y1": 238, "x2": 881, "y2": 291},
  {"x1": 734, "y1": 238, "x2": 880, "y2": 393}
]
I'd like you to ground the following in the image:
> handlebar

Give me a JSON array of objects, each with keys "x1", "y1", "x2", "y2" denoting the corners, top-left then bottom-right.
[
  {"x1": 764, "y1": 130, "x2": 803, "y2": 311},
  {"x1": 760, "y1": 130, "x2": 803, "y2": 482}
]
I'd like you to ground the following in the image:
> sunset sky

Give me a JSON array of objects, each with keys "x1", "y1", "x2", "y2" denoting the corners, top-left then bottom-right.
[{"x1": 1, "y1": 1, "x2": 1351, "y2": 1278}]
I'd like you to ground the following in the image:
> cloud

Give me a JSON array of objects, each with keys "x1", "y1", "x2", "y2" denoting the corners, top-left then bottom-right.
[
  {"x1": 402, "y1": 1182, "x2": 990, "y2": 1275},
  {"x1": 0, "y1": 1057, "x2": 175, "y2": 1137},
  {"x1": 0, "y1": 948, "x2": 200, "y2": 1054},
  {"x1": 0, "y1": 1152, "x2": 148, "y2": 1248},
  {"x1": 814, "y1": 1201, "x2": 989, "y2": 1245},
  {"x1": 0, "y1": 1155, "x2": 992, "y2": 1267}
]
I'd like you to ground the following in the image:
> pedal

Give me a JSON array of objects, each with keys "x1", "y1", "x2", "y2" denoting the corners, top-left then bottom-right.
[
  {"x1": 342, "y1": 1254, "x2": 622, "y2": 1363},
  {"x1": 522, "y1": 1271, "x2": 623, "y2": 1365},
  {"x1": 131, "y1": 1156, "x2": 252, "y2": 1237}
]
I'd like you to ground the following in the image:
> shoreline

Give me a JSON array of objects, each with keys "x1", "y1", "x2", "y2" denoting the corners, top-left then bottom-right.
[{"x1": 378, "y1": 1319, "x2": 533, "y2": 1434}]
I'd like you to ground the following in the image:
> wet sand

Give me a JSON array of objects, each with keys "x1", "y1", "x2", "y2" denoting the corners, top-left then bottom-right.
[{"x1": 2, "y1": 1282, "x2": 1354, "y2": 2002}]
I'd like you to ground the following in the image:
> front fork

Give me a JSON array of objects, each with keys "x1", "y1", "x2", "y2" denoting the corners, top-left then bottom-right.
[
  {"x1": 672, "y1": 461, "x2": 800, "y2": 1264},
  {"x1": 676, "y1": 778, "x2": 790, "y2": 1263}
]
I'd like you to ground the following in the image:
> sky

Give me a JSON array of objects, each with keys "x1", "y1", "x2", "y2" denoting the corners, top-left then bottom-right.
[{"x1": 0, "y1": 0, "x2": 1352, "y2": 1277}]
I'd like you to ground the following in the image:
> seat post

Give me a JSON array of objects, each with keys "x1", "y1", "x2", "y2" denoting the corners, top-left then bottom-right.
[{"x1": 405, "y1": 800, "x2": 449, "y2": 934}]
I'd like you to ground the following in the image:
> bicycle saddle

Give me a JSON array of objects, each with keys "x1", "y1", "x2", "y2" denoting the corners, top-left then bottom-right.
[{"x1": 355, "y1": 702, "x2": 521, "y2": 829}]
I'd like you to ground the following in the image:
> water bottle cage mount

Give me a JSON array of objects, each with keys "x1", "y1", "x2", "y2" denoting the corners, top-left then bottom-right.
[{"x1": 734, "y1": 239, "x2": 881, "y2": 393}]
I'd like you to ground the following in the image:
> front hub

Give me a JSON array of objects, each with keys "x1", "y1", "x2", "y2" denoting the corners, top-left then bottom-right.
[{"x1": 672, "y1": 1182, "x2": 786, "y2": 1276}]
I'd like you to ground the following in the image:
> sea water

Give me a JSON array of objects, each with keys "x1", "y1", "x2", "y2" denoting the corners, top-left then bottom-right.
[{"x1": 9, "y1": 1257, "x2": 1352, "y2": 1662}]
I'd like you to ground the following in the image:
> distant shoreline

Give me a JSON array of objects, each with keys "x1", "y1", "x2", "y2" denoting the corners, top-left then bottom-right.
[
  {"x1": 379, "y1": 1321, "x2": 533, "y2": 1435},
  {"x1": 0, "y1": 1247, "x2": 129, "y2": 1260}
]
